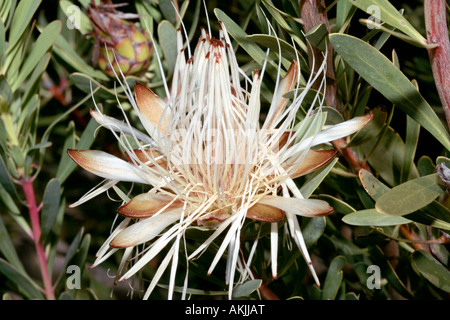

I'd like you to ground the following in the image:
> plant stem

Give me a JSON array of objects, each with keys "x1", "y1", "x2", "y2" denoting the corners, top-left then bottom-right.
[
  {"x1": 424, "y1": 0, "x2": 450, "y2": 129},
  {"x1": 20, "y1": 178, "x2": 55, "y2": 300}
]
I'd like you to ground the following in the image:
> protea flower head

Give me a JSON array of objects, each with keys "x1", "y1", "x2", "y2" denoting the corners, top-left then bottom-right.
[
  {"x1": 68, "y1": 21, "x2": 372, "y2": 299},
  {"x1": 87, "y1": 0, "x2": 152, "y2": 77}
]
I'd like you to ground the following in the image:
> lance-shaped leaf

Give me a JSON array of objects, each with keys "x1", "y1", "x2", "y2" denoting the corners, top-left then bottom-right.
[
  {"x1": 258, "y1": 196, "x2": 333, "y2": 217},
  {"x1": 330, "y1": 34, "x2": 450, "y2": 150},
  {"x1": 375, "y1": 173, "x2": 446, "y2": 216},
  {"x1": 118, "y1": 193, "x2": 183, "y2": 218},
  {"x1": 67, "y1": 149, "x2": 149, "y2": 184},
  {"x1": 412, "y1": 250, "x2": 450, "y2": 293}
]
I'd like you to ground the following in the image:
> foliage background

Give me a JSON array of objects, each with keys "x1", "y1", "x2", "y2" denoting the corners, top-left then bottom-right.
[{"x1": 0, "y1": 0, "x2": 449, "y2": 300}]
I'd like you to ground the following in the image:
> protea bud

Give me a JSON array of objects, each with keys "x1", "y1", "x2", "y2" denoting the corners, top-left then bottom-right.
[{"x1": 87, "y1": 0, "x2": 152, "y2": 77}]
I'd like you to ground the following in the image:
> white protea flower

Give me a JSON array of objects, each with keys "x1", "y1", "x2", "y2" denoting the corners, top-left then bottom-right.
[{"x1": 68, "y1": 22, "x2": 372, "y2": 299}]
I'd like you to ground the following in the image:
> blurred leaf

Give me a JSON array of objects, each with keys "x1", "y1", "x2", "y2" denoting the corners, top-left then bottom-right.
[
  {"x1": 321, "y1": 255, "x2": 346, "y2": 300},
  {"x1": 40, "y1": 178, "x2": 61, "y2": 243},
  {"x1": 0, "y1": 258, "x2": 44, "y2": 299},
  {"x1": 158, "y1": 20, "x2": 177, "y2": 77},
  {"x1": 11, "y1": 20, "x2": 61, "y2": 91},
  {"x1": 412, "y1": 250, "x2": 450, "y2": 293},
  {"x1": 53, "y1": 34, "x2": 109, "y2": 81},
  {"x1": 342, "y1": 208, "x2": 411, "y2": 226},
  {"x1": 0, "y1": 214, "x2": 25, "y2": 273},
  {"x1": 375, "y1": 173, "x2": 445, "y2": 216},
  {"x1": 0, "y1": 154, "x2": 16, "y2": 196},
  {"x1": 59, "y1": 0, "x2": 92, "y2": 35},
  {"x1": 159, "y1": 0, "x2": 177, "y2": 25},
  {"x1": 302, "y1": 217, "x2": 326, "y2": 248},
  {"x1": 369, "y1": 246, "x2": 414, "y2": 299},
  {"x1": 232, "y1": 279, "x2": 262, "y2": 298},
  {"x1": 348, "y1": 0, "x2": 426, "y2": 44},
  {"x1": 336, "y1": 0, "x2": 355, "y2": 32},
  {"x1": 330, "y1": 34, "x2": 450, "y2": 151}
]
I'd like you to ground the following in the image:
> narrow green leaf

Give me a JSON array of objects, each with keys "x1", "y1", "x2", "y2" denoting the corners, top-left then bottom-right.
[
  {"x1": 11, "y1": 20, "x2": 62, "y2": 91},
  {"x1": 159, "y1": 0, "x2": 177, "y2": 25},
  {"x1": 0, "y1": 154, "x2": 15, "y2": 197},
  {"x1": 300, "y1": 158, "x2": 338, "y2": 198},
  {"x1": 53, "y1": 35, "x2": 109, "y2": 81},
  {"x1": 7, "y1": 0, "x2": 41, "y2": 51},
  {"x1": 0, "y1": 214, "x2": 25, "y2": 273},
  {"x1": 57, "y1": 117, "x2": 98, "y2": 184},
  {"x1": 0, "y1": 258, "x2": 44, "y2": 299},
  {"x1": 375, "y1": 173, "x2": 445, "y2": 216},
  {"x1": 369, "y1": 246, "x2": 414, "y2": 299},
  {"x1": 412, "y1": 250, "x2": 450, "y2": 293},
  {"x1": 40, "y1": 179, "x2": 61, "y2": 243},
  {"x1": 348, "y1": 0, "x2": 426, "y2": 44},
  {"x1": 330, "y1": 34, "x2": 450, "y2": 151},
  {"x1": 321, "y1": 255, "x2": 346, "y2": 300},
  {"x1": 342, "y1": 208, "x2": 411, "y2": 226},
  {"x1": 214, "y1": 8, "x2": 279, "y2": 77},
  {"x1": 158, "y1": 20, "x2": 178, "y2": 77},
  {"x1": 302, "y1": 217, "x2": 326, "y2": 248},
  {"x1": 305, "y1": 23, "x2": 328, "y2": 51},
  {"x1": 400, "y1": 115, "x2": 420, "y2": 184},
  {"x1": 232, "y1": 279, "x2": 262, "y2": 298}
]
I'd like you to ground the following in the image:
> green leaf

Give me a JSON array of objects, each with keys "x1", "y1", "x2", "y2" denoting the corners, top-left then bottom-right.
[
  {"x1": 159, "y1": 0, "x2": 177, "y2": 25},
  {"x1": 361, "y1": 127, "x2": 418, "y2": 187},
  {"x1": 375, "y1": 173, "x2": 445, "y2": 216},
  {"x1": 57, "y1": 117, "x2": 98, "y2": 184},
  {"x1": 59, "y1": 0, "x2": 92, "y2": 35},
  {"x1": 300, "y1": 158, "x2": 338, "y2": 198},
  {"x1": 53, "y1": 35, "x2": 109, "y2": 81},
  {"x1": 0, "y1": 214, "x2": 25, "y2": 273},
  {"x1": 232, "y1": 279, "x2": 262, "y2": 298},
  {"x1": 412, "y1": 250, "x2": 450, "y2": 293},
  {"x1": 0, "y1": 154, "x2": 16, "y2": 196},
  {"x1": 214, "y1": 8, "x2": 279, "y2": 77},
  {"x1": 302, "y1": 217, "x2": 326, "y2": 248},
  {"x1": 11, "y1": 20, "x2": 61, "y2": 91},
  {"x1": 417, "y1": 156, "x2": 435, "y2": 176},
  {"x1": 342, "y1": 208, "x2": 411, "y2": 226},
  {"x1": 40, "y1": 179, "x2": 61, "y2": 243},
  {"x1": 401, "y1": 115, "x2": 420, "y2": 183},
  {"x1": 7, "y1": 0, "x2": 41, "y2": 51},
  {"x1": 321, "y1": 255, "x2": 346, "y2": 300},
  {"x1": 0, "y1": 258, "x2": 44, "y2": 299},
  {"x1": 305, "y1": 23, "x2": 328, "y2": 51},
  {"x1": 330, "y1": 34, "x2": 450, "y2": 151},
  {"x1": 158, "y1": 20, "x2": 178, "y2": 78},
  {"x1": 348, "y1": 0, "x2": 426, "y2": 44},
  {"x1": 369, "y1": 246, "x2": 414, "y2": 299}
]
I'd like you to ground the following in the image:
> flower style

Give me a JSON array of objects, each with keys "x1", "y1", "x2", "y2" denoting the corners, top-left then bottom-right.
[{"x1": 68, "y1": 22, "x2": 372, "y2": 299}]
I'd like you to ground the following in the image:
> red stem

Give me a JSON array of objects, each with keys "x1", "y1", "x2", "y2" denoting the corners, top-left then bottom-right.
[
  {"x1": 424, "y1": 0, "x2": 450, "y2": 129},
  {"x1": 20, "y1": 178, "x2": 55, "y2": 300}
]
